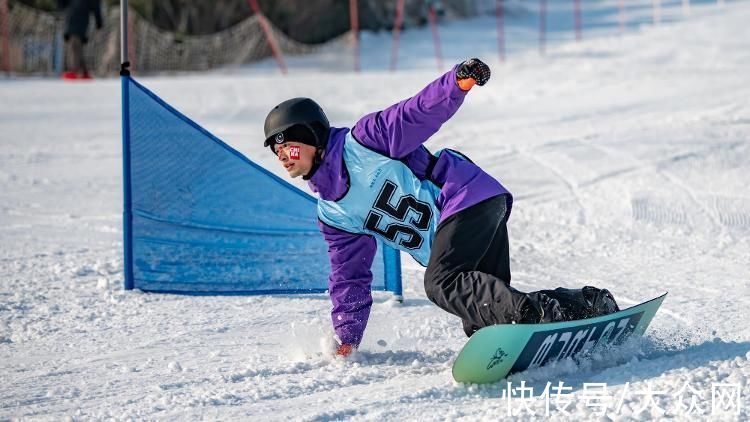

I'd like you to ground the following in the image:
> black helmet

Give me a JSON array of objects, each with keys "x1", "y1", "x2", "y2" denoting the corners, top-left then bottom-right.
[{"x1": 263, "y1": 98, "x2": 330, "y2": 152}]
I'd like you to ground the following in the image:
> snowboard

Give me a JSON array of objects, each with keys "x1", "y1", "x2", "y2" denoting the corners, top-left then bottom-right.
[{"x1": 452, "y1": 293, "x2": 667, "y2": 384}]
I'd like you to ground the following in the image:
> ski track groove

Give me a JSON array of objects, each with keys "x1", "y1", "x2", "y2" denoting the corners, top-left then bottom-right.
[
  {"x1": 714, "y1": 196, "x2": 750, "y2": 230},
  {"x1": 518, "y1": 148, "x2": 588, "y2": 225},
  {"x1": 577, "y1": 165, "x2": 641, "y2": 188},
  {"x1": 630, "y1": 195, "x2": 688, "y2": 226},
  {"x1": 579, "y1": 138, "x2": 728, "y2": 233},
  {"x1": 658, "y1": 167, "x2": 723, "y2": 229}
]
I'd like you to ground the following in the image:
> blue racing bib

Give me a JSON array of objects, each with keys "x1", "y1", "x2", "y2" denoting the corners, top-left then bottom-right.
[{"x1": 318, "y1": 132, "x2": 441, "y2": 266}]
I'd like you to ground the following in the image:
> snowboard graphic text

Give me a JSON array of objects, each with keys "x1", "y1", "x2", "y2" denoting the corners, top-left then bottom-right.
[
  {"x1": 509, "y1": 312, "x2": 644, "y2": 373},
  {"x1": 453, "y1": 294, "x2": 665, "y2": 384}
]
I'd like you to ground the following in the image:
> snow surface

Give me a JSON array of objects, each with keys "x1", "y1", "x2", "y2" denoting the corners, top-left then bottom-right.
[{"x1": 1, "y1": 0, "x2": 749, "y2": 420}]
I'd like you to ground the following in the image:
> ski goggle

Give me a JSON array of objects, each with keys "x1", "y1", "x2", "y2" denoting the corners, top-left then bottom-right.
[{"x1": 272, "y1": 142, "x2": 301, "y2": 160}]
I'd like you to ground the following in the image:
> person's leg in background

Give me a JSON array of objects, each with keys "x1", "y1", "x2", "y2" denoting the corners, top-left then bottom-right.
[
  {"x1": 69, "y1": 35, "x2": 89, "y2": 78},
  {"x1": 62, "y1": 35, "x2": 77, "y2": 79},
  {"x1": 62, "y1": 34, "x2": 85, "y2": 79}
]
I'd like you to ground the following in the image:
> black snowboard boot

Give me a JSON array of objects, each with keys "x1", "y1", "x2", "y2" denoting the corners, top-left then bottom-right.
[
  {"x1": 540, "y1": 286, "x2": 620, "y2": 320},
  {"x1": 583, "y1": 286, "x2": 620, "y2": 316},
  {"x1": 517, "y1": 292, "x2": 566, "y2": 324}
]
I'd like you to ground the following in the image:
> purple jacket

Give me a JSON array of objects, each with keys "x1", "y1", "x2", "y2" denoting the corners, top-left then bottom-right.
[{"x1": 307, "y1": 67, "x2": 512, "y2": 346}]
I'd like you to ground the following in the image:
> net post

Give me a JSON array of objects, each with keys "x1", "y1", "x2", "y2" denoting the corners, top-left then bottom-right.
[
  {"x1": 120, "y1": 0, "x2": 130, "y2": 76},
  {"x1": 383, "y1": 245, "x2": 403, "y2": 302},
  {"x1": 121, "y1": 74, "x2": 134, "y2": 290},
  {"x1": 121, "y1": 0, "x2": 134, "y2": 289}
]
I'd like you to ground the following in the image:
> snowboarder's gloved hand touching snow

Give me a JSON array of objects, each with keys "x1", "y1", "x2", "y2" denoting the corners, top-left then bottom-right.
[
  {"x1": 335, "y1": 343, "x2": 355, "y2": 358},
  {"x1": 456, "y1": 58, "x2": 491, "y2": 91}
]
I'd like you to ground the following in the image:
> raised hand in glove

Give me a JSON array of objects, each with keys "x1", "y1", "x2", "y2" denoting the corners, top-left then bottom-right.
[{"x1": 456, "y1": 58, "x2": 491, "y2": 91}]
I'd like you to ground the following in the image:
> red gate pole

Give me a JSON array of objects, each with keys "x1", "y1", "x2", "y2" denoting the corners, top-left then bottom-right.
[
  {"x1": 574, "y1": 0, "x2": 582, "y2": 41},
  {"x1": 653, "y1": 0, "x2": 661, "y2": 26},
  {"x1": 349, "y1": 0, "x2": 360, "y2": 72},
  {"x1": 0, "y1": 0, "x2": 10, "y2": 75},
  {"x1": 539, "y1": 0, "x2": 547, "y2": 56},
  {"x1": 248, "y1": 0, "x2": 288, "y2": 75},
  {"x1": 619, "y1": 0, "x2": 626, "y2": 34},
  {"x1": 428, "y1": 4, "x2": 443, "y2": 72},
  {"x1": 390, "y1": 0, "x2": 405, "y2": 72},
  {"x1": 496, "y1": 0, "x2": 505, "y2": 63}
]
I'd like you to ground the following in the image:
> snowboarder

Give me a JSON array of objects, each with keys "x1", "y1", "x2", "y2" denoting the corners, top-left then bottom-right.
[
  {"x1": 263, "y1": 58, "x2": 620, "y2": 357},
  {"x1": 58, "y1": 0, "x2": 103, "y2": 80}
]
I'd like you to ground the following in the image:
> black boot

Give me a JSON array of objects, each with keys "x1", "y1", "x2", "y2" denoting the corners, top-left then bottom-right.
[
  {"x1": 582, "y1": 286, "x2": 620, "y2": 316},
  {"x1": 517, "y1": 292, "x2": 566, "y2": 324},
  {"x1": 540, "y1": 286, "x2": 620, "y2": 320}
]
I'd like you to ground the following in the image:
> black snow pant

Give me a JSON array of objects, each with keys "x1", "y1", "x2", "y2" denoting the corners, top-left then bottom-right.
[
  {"x1": 65, "y1": 35, "x2": 87, "y2": 74},
  {"x1": 424, "y1": 194, "x2": 589, "y2": 337}
]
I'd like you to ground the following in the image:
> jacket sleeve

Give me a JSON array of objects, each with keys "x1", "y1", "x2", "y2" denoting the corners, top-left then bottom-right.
[
  {"x1": 319, "y1": 220, "x2": 377, "y2": 347},
  {"x1": 352, "y1": 65, "x2": 468, "y2": 159}
]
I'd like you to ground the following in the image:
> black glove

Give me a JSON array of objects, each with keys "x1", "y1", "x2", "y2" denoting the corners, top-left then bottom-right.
[{"x1": 456, "y1": 58, "x2": 491, "y2": 86}]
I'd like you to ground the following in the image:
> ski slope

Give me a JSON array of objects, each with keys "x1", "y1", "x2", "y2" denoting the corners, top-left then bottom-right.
[{"x1": 1, "y1": 0, "x2": 749, "y2": 419}]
